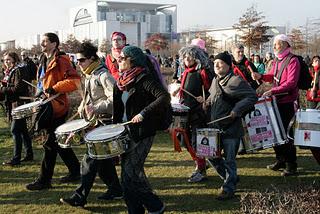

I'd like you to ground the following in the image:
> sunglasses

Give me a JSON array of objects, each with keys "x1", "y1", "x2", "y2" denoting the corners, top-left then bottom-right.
[
  {"x1": 77, "y1": 58, "x2": 87, "y2": 63},
  {"x1": 118, "y1": 56, "x2": 129, "y2": 62}
]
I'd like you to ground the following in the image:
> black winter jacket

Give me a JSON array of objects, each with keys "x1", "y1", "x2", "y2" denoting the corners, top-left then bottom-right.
[{"x1": 113, "y1": 72, "x2": 171, "y2": 142}]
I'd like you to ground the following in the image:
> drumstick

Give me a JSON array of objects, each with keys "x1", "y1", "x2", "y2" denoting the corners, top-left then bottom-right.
[
  {"x1": 202, "y1": 85, "x2": 205, "y2": 100},
  {"x1": 41, "y1": 93, "x2": 61, "y2": 105},
  {"x1": 23, "y1": 79, "x2": 38, "y2": 89},
  {"x1": 110, "y1": 120, "x2": 133, "y2": 129},
  {"x1": 67, "y1": 111, "x2": 79, "y2": 122},
  {"x1": 207, "y1": 115, "x2": 233, "y2": 125},
  {"x1": 181, "y1": 88, "x2": 197, "y2": 100},
  {"x1": 19, "y1": 96, "x2": 35, "y2": 100}
]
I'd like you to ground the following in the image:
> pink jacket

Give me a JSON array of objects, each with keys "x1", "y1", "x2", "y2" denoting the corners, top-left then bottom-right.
[{"x1": 262, "y1": 50, "x2": 300, "y2": 104}]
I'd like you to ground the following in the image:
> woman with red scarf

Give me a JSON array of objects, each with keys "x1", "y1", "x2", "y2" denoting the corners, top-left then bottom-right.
[
  {"x1": 113, "y1": 45, "x2": 170, "y2": 214},
  {"x1": 306, "y1": 55, "x2": 320, "y2": 165},
  {"x1": 105, "y1": 32, "x2": 127, "y2": 80},
  {"x1": 178, "y1": 45, "x2": 211, "y2": 183}
]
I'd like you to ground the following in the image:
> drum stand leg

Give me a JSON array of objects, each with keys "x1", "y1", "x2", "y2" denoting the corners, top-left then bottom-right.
[{"x1": 170, "y1": 128, "x2": 197, "y2": 160}]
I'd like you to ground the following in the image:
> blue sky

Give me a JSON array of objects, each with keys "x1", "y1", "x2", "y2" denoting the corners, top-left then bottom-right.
[{"x1": 0, "y1": 0, "x2": 319, "y2": 41}]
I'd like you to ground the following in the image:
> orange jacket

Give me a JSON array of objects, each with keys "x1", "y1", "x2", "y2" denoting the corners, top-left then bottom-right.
[{"x1": 40, "y1": 53, "x2": 80, "y2": 118}]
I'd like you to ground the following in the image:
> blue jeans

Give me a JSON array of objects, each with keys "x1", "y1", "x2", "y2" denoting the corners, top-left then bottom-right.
[
  {"x1": 208, "y1": 137, "x2": 240, "y2": 193},
  {"x1": 11, "y1": 118, "x2": 33, "y2": 161}
]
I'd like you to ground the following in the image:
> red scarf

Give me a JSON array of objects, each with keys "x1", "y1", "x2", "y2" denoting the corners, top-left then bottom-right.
[
  {"x1": 179, "y1": 65, "x2": 197, "y2": 97},
  {"x1": 117, "y1": 67, "x2": 144, "y2": 91},
  {"x1": 232, "y1": 64, "x2": 248, "y2": 82},
  {"x1": 105, "y1": 54, "x2": 120, "y2": 80}
]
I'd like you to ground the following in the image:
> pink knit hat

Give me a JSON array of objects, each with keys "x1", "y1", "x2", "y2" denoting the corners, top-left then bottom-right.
[{"x1": 191, "y1": 38, "x2": 206, "y2": 51}]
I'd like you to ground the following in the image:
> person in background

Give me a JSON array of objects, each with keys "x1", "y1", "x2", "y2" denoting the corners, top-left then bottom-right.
[
  {"x1": 21, "y1": 51, "x2": 38, "y2": 82},
  {"x1": 105, "y1": 31, "x2": 127, "y2": 80},
  {"x1": 305, "y1": 55, "x2": 320, "y2": 165},
  {"x1": 253, "y1": 54, "x2": 265, "y2": 74},
  {"x1": 26, "y1": 32, "x2": 81, "y2": 190},
  {"x1": 205, "y1": 51, "x2": 257, "y2": 200},
  {"x1": 113, "y1": 45, "x2": 169, "y2": 214},
  {"x1": 264, "y1": 52, "x2": 274, "y2": 73},
  {"x1": 60, "y1": 42, "x2": 122, "y2": 207},
  {"x1": 252, "y1": 34, "x2": 299, "y2": 176},
  {"x1": 1, "y1": 51, "x2": 33, "y2": 166}
]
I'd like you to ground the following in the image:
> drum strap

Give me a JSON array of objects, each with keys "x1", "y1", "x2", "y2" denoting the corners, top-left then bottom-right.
[{"x1": 170, "y1": 128, "x2": 197, "y2": 160}]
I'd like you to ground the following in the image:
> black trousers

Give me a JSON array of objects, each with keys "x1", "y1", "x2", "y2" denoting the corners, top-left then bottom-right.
[
  {"x1": 273, "y1": 102, "x2": 297, "y2": 164},
  {"x1": 39, "y1": 114, "x2": 80, "y2": 183},
  {"x1": 121, "y1": 136, "x2": 163, "y2": 214},
  {"x1": 11, "y1": 118, "x2": 33, "y2": 160},
  {"x1": 74, "y1": 154, "x2": 122, "y2": 202}
]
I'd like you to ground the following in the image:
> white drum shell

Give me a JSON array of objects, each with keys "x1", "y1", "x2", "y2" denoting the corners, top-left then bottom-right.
[
  {"x1": 196, "y1": 128, "x2": 221, "y2": 158},
  {"x1": 170, "y1": 103, "x2": 190, "y2": 129},
  {"x1": 294, "y1": 109, "x2": 320, "y2": 148},
  {"x1": 243, "y1": 97, "x2": 287, "y2": 152},
  {"x1": 11, "y1": 101, "x2": 42, "y2": 119}
]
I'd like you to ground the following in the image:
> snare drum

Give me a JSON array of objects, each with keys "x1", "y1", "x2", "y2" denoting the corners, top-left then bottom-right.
[
  {"x1": 243, "y1": 97, "x2": 286, "y2": 151},
  {"x1": 196, "y1": 128, "x2": 221, "y2": 158},
  {"x1": 84, "y1": 124, "x2": 128, "y2": 159},
  {"x1": 168, "y1": 83, "x2": 181, "y2": 104},
  {"x1": 171, "y1": 103, "x2": 190, "y2": 129},
  {"x1": 294, "y1": 109, "x2": 320, "y2": 148},
  {"x1": 11, "y1": 100, "x2": 42, "y2": 119},
  {"x1": 55, "y1": 119, "x2": 91, "y2": 148}
]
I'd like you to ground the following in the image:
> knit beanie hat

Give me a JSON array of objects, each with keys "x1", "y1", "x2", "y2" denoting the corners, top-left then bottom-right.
[
  {"x1": 214, "y1": 51, "x2": 232, "y2": 67},
  {"x1": 122, "y1": 46, "x2": 146, "y2": 67}
]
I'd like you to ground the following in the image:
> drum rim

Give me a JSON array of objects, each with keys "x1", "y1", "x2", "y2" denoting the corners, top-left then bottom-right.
[
  {"x1": 12, "y1": 101, "x2": 42, "y2": 112},
  {"x1": 55, "y1": 119, "x2": 91, "y2": 134},
  {"x1": 84, "y1": 124, "x2": 125, "y2": 142}
]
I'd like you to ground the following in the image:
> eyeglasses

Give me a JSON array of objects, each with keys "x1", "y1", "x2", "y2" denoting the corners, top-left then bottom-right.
[{"x1": 77, "y1": 58, "x2": 87, "y2": 63}]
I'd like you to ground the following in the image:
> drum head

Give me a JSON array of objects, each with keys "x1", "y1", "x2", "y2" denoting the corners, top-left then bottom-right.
[
  {"x1": 55, "y1": 119, "x2": 91, "y2": 134},
  {"x1": 13, "y1": 100, "x2": 42, "y2": 112},
  {"x1": 171, "y1": 103, "x2": 190, "y2": 112},
  {"x1": 85, "y1": 124, "x2": 125, "y2": 142}
]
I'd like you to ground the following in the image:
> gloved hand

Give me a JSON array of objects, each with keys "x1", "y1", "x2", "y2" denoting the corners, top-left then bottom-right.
[
  {"x1": 34, "y1": 91, "x2": 45, "y2": 99},
  {"x1": 45, "y1": 87, "x2": 56, "y2": 95}
]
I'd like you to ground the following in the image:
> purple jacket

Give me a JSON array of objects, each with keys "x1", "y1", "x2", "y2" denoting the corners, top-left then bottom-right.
[{"x1": 262, "y1": 50, "x2": 300, "y2": 104}]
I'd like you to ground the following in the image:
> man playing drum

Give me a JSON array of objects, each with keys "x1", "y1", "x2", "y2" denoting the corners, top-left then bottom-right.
[
  {"x1": 26, "y1": 32, "x2": 81, "y2": 190},
  {"x1": 204, "y1": 52, "x2": 257, "y2": 200},
  {"x1": 60, "y1": 41, "x2": 122, "y2": 207}
]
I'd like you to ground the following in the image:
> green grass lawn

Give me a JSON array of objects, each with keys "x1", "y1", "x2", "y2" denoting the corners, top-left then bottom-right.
[{"x1": 0, "y1": 113, "x2": 319, "y2": 214}]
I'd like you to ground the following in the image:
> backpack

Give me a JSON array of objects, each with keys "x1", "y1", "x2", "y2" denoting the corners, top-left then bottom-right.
[
  {"x1": 275, "y1": 54, "x2": 312, "y2": 90},
  {"x1": 145, "y1": 54, "x2": 167, "y2": 90}
]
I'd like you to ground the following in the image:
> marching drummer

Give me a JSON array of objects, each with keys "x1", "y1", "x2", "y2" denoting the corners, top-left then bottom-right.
[
  {"x1": 1, "y1": 51, "x2": 34, "y2": 166},
  {"x1": 113, "y1": 45, "x2": 170, "y2": 213},
  {"x1": 252, "y1": 34, "x2": 299, "y2": 176},
  {"x1": 60, "y1": 41, "x2": 122, "y2": 207},
  {"x1": 26, "y1": 32, "x2": 81, "y2": 190},
  {"x1": 204, "y1": 51, "x2": 257, "y2": 200}
]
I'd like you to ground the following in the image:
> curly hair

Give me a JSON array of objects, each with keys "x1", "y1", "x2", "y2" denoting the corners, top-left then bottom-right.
[
  {"x1": 178, "y1": 45, "x2": 209, "y2": 68},
  {"x1": 76, "y1": 41, "x2": 99, "y2": 61}
]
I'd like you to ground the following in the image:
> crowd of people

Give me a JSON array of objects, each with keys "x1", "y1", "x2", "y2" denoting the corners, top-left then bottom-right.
[{"x1": 0, "y1": 31, "x2": 319, "y2": 213}]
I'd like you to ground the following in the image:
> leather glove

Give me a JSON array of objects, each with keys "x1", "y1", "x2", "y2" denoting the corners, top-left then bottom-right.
[{"x1": 45, "y1": 87, "x2": 56, "y2": 95}]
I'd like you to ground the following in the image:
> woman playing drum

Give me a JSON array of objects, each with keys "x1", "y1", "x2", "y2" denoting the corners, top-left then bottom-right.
[
  {"x1": 1, "y1": 51, "x2": 33, "y2": 166},
  {"x1": 113, "y1": 46, "x2": 170, "y2": 214}
]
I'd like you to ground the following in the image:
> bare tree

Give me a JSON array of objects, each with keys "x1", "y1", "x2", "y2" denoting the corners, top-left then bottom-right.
[
  {"x1": 99, "y1": 39, "x2": 111, "y2": 54},
  {"x1": 288, "y1": 28, "x2": 306, "y2": 55},
  {"x1": 233, "y1": 5, "x2": 271, "y2": 55}
]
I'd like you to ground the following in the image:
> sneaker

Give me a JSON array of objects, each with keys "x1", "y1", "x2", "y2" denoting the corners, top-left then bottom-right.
[
  {"x1": 216, "y1": 190, "x2": 235, "y2": 201},
  {"x1": 2, "y1": 159, "x2": 21, "y2": 166},
  {"x1": 21, "y1": 155, "x2": 33, "y2": 162},
  {"x1": 188, "y1": 170, "x2": 207, "y2": 183},
  {"x1": 26, "y1": 179, "x2": 52, "y2": 191},
  {"x1": 60, "y1": 173, "x2": 81, "y2": 183},
  {"x1": 266, "y1": 162, "x2": 286, "y2": 171},
  {"x1": 148, "y1": 204, "x2": 166, "y2": 214},
  {"x1": 97, "y1": 190, "x2": 123, "y2": 200},
  {"x1": 60, "y1": 196, "x2": 86, "y2": 208}
]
